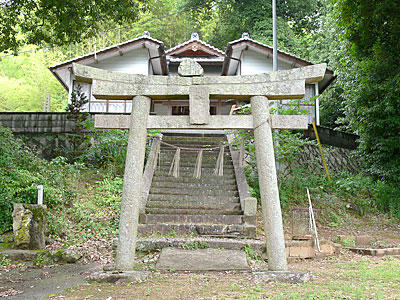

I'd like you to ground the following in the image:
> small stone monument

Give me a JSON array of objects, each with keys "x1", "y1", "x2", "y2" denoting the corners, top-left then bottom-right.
[
  {"x1": 12, "y1": 203, "x2": 46, "y2": 249},
  {"x1": 178, "y1": 58, "x2": 204, "y2": 77}
]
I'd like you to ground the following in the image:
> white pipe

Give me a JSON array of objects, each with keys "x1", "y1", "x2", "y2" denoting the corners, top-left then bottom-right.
[
  {"x1": 37, "y1": 185, "x2": 43, "y2": 205},
  {"x1": 272, "y1": 0, "x2": 278, "y2": 72},
  {"x1": 307, "y1": 188, "x2": 320, "y2": 251},
  {"x1": 272, "y1": 0, "x2": 280, "y2": 171},
  {"x1": 315, "y1": 82, "x2": 320, "y2": 125}
]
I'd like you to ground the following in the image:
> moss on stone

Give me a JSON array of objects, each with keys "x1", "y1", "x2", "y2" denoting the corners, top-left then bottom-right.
[
  {"x1": 0, "y1": 242, "x2": 13, "y2": 251},
  {"x1": 14, "y1": 213, "x2": 31, "y2": 246}
]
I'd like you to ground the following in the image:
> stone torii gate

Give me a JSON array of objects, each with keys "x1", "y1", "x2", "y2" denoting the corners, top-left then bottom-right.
[{"x1": 71, "y1": 61, "x2": 327, "y2": 272}]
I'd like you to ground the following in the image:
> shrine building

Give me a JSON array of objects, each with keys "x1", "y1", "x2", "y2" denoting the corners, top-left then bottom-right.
[{"x1": 49, "y1": 32, "x2": 334, "y2": 125}]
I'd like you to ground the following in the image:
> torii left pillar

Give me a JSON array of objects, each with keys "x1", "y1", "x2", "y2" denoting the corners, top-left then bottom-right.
[{"x1": 115, "y1": 95, "x2": 151, "y2": 271}]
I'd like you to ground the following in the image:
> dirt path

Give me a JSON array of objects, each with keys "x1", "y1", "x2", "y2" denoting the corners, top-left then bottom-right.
[{"x1": 0, "y1": 263, "x2": 101, "y2": 299}]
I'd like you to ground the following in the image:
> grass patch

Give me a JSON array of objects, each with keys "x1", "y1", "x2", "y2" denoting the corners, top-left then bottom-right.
[{"x1": 49, "y1": 256, "x2": 400, "y2": 299}]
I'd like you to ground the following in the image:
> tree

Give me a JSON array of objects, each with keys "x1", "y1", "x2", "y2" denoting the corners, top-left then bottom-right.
[
  {"x1": 0, "y1": 47, "x2": 67, "y2": 111},
  {"x1": 181, "y1": 0, "x2": 322, "y2": 52},
  {"x1": 0, "y1": 0, "x2": 146, "y2": 53},
  {"x1": 328, "y1": 0, "x2": 400, "y2": 183}
]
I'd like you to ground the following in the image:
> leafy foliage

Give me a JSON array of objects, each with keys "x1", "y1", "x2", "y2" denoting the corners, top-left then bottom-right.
[
  {"x1": 0, "y1": 49, "x2": 67, "y2": 111},
  {"x1": 0, "y1": 0, "x2": 147, "y2": 53},
  {"x1": 325, "y1": 0, "x2": 400, "y2": 183},
  {"x1": 182, "y1": 0, "x2": 322, "y2": 53},
  {"x1": 0, "y1": 125, "x2": 81, "y2": 233},
  {"x1": 78, "y1": 119, "x2": 129, "y2": 176}
]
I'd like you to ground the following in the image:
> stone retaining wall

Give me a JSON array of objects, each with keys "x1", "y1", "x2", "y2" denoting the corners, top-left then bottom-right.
[
  {"x1": 293, "y1": 144, "x2": 361, "y2": 174},
  {"x1": 0, "y1": 113, "x2": 78, "y2": 133},
  {"x1": 0, "y1": 113, "x2": 361, "y2": 171}
]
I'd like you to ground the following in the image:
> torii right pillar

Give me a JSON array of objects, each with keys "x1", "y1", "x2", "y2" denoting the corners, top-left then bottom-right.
[{"x1": 251, "y1": 95, "x2": 287, "y2": 271}]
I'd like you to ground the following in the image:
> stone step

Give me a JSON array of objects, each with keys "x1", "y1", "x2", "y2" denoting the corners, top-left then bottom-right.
[
  {"x1": 147, "y1": 200, "x2": 240, "y2": 211},
  {"x1": 138, "y1": 223, "x2": 256, "y2": 238},
  {"x1": 141, "y1": 214, "x2": 244, "y2": 225},
  {"x1": 160, "y1": 149, "x2": 230, "y2": 155},
  {"x1": 158, "y1": 161, "x2": 234, "y2": 168},
  {"x1": 160, "y1": 144, "x2": 226, "y2": 150},
  {"x1": 151, "y1": 181, "x2": 237, "y2": 190},
  {"x1": 148, "y1": 194, "x2": 239, "y2": 203},
  {"x1": 150, "y1": 187, "x2": 238, "y2": 197},
  {"x1": 154, "y1": 171, "x2": 235, "y2": 179},
  {"x1": 152, "y1": 176, "x2": 237, "y2": 185},
  {"x1": 162, "y1": 136, "x2": 226, "y2": 143},
  {"x1": 156, "y1": 248, "x2": 250, "y2": 271},
  {"x1": 156, "y1": 166, "x2": 235, "y2": 175},
  {"x1": 136, "y1": 237, "x2": 264, "y2": 252},
  {"x1": 158, "y1": 159, "x2": 233, "y2": 168},
  {"x1": 145, "y1": 208, "x2": 242, "y2": 215}
]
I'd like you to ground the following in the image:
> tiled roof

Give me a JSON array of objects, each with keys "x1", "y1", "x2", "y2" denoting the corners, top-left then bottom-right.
[{"x1": 165, "y1": 32, "x2": 225, "y2": 56}]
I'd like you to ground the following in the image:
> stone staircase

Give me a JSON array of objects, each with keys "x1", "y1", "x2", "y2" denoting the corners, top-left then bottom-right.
[{"x1": 138, "y1": 133, "x2": 256, "y2": 239}]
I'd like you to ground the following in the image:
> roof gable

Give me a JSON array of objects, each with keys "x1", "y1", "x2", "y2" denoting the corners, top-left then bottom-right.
[{"x1": 166, "y1": 33, "x2": 224, "y2": 58}]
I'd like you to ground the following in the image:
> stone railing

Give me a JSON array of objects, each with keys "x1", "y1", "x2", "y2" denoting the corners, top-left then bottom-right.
[
  {"x1": 227, "y1": 134, "x2": 257, "y2": 225},
  {"x1": 139, "y1": 135, "x2": 161, "y2": 218}
]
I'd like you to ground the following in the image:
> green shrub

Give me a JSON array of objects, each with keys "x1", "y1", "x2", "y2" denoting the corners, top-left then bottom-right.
[{"x1": 0, "y1": 125, "x2": 81, "y2": 233}]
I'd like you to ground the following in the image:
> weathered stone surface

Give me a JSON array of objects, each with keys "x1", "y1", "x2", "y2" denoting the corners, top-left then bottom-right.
[
  {"x1": 135, "y1": 237, "x2": 265, "y2": 253},
  {"x1": 347, "y1": 247, "x2": 400, "y2": 257},
  {"x1": 138, "y1": 223, "x2": 256, "y2": 239},
  {"x1": 12, "y1": 203, "x2": 46, "y2": 250},
  {"x1": 0, "y1": 248, "x2": 83, "y2": 264},
  {"x1": 94, "y1": 114, "x2": 308, "y2": 130},
  {"x1": 253, "y1": 271, "x2": 310, "y2": 284},
  {"x1": 141, "y1": 137, "x2": 161, "y2": 214},
  {"x1": 251, "y1": 96, "x2": 287, "y2": 271},
  {"x1": 178, "y1": 58, "x2": 204, "y2": 77},
  {"x1": 0, "y1": 249, "x2": 40, "y2": 261},
  {"x1": 61, "y1": 249, "x2": 83, "y2": 263},
  {"x1": 189, "y1": 86, "x2": 210, "y2": 124},
  {"x1": 270, "y1": 115, "x2": 308, "y2": 130},
  {"x1": 156, "y1": 247, "x2": 250, "y2": 271},
  {"x1": 355, "y1": 235, "x2": 372, "y2": 247},
  {"x1": 286, "y1": 240, "x2": 315, "y2": 258},
  {"x1": 88, "y1": 270, "x2": 149, "y2": 283},
  {"x1": 244, "y1": 197, "x2": 257, "y2": 216},
  {"x1": 319, "y1": 241, "x2": 341, "y2": 256},
  {"x1": 115, "y1": 95, "x2": 151, "y2": 271},
  {"x1": 91, "y1": 78, "x2": 305, "y2": 100},
  {"x1": 73, "y1": 63, "x2": 326, "y2": 86}
]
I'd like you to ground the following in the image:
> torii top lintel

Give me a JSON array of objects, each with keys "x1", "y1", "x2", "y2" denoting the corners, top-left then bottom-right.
[{"x1": 71, "y1": 63, "x2": 327, "y2": 101}]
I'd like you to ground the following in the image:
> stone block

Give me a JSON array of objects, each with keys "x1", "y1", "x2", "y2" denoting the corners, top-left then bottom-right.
[
  {"x1": 0, "y1": 249, "x2": 40, "y2": 261},
  {"x1": 88, "y1": 271, "x2": 150, "y2": 283},
  {"x1": 286, "y1": 240, "x2": 315, "y2": 258},
  {"x1": 178, "y1": 58, "x2": 204, "y2": 77},
  {"x1": 320, "y1": 241, "x2": 340, "y2": 256},
  {"x1": 189, "y1": 86, "x2": 209, "y2": 125},
  {"x1": 12, "y1": 203, "x2": 46, "y2": 250},
  {"x1": 156, "y1": 247, "x2": 250, "y2": 271},
  {"x1": 355, "y1": 235, "x2": 372, "y2": 247},
  {"x1": 253, "y1": 271, "x2": 310, "y2": 283},
  {"x1": 244, "y1": 197, "x2": 257, "y2": 216}
]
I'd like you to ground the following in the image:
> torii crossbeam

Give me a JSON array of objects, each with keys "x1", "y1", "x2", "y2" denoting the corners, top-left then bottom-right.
[{"x1": 71, "y1": 62, "x2": 327, "y2": 272}]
